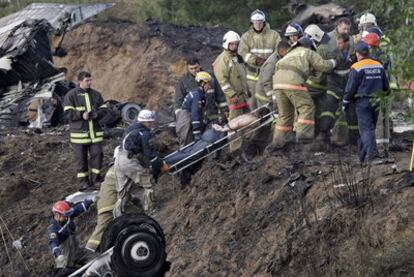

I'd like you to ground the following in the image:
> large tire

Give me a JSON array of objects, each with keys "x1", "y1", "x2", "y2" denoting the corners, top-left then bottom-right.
[
  {"x1": 99, "y1": 213, "x2": 165, "y2": 253},
  {"x1": 111, "y1": 226, "x2": 167, "y2": 277},
  {"x1": 121, "y1": 103, "x2": 142, "y2": 125}
]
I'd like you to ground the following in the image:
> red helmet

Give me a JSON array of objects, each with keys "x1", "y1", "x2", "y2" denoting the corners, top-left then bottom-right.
[
  {"x1": 363, "y1": 33, "x2": 380, "y2": 47},
  {"x1": 52, "y1": 201, "x2": 70, "y2": 215}
]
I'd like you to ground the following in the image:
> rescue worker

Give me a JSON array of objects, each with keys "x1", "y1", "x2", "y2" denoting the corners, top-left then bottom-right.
[
  {"x1": 177, "y1": 71, "x2": 213, "y2": 143},
  {"x1": 328, "y1": 17, "x2": 355, "y2": 51},
  {"x1": 364, "y1": 32, "x2": 392, "y2": 157},
  {"x1": 86, "y1": 164, "x2": 142, "y2": 252},
  {"x1": 238, "y1": 10, "x2": 281, "y2": 109},
  {"x1": 268, "y1": 37, "x2": 336, "y2": 150},
  {"x1": 284, "y1": 22, "x2": 303, "y2": 45},
  {"x1": 214, "y1": 30, "x2": 250, "y2": 151},
  {"x1": 48, "y1": 199, "x2": 95, "y2": 268},
  {"x1": 359, "y1": 13, "x2": 378, "y2": 32},
  {"x1": 318, "y1": 33, "x2": 358, "y2": 144},
  {"x1": 354, "y1": 13, "x2": 378, "y2": 42},
  {"x1": 304, "y1": 24, "x2": 334, "y2": 136},
  {"x1": 64, "y1": 71, "x2": 107, "y2": 191},
  {"x1": 175, "y1": 57, "x2": 228, "y2": 146},
  {"x1": 255, "y1": 40, "x2": 290, "y2": 107},
  {"x1": 343, "y1": 42, "x2": 389, "y2": 164},
  {"x1": 114, "y1": 109, "x2": 169, "y2": 215}
]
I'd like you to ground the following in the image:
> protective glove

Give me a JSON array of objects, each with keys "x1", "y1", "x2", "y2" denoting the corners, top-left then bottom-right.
[
  {"x1": 92, "y1": 194, "x2": 100, "y2": 203},
  {"x1": 63, "y1": 208, "x2": 75, "y2": 218},
  {"x1": 174, "y1": 108, "x2": 182, "y2": 116},
  {"x1": 342, "y1": 100, "x2": 350, "y2": 112},
  {"x1": 55, "y1": 254, "x2": 66, "y2": 268},
  {"x1": 255, "y1": 56, "x2": 266, "y2": 66},
  {"x1": 161, "y1": 162, "x2": 170, "y2": 174}
]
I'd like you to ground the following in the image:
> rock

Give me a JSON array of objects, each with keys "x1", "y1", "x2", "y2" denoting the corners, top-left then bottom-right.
[{"x1": 12, "y1": 236, "x2": 23, "y2": 250}]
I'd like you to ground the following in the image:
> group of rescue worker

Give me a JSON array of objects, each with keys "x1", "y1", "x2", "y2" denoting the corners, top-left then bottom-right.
[
  {"x1": 174, "y1": 10, "x2": 390, "y2": 163},
  {"x1": 48, "y1": 9, "x2": 393, "y2": 271}
]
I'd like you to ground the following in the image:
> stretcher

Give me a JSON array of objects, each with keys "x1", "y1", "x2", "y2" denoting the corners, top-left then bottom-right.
[{"x1": 164, "y1": 109, "x2": 277, "y2": 175}]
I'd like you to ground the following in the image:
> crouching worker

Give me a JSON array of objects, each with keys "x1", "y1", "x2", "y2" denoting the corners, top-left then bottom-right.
[
  {"x1": 85, "y1": 164, "x2": 132, "y2": 252},
  {"x1": 47, "y1": 199, "x2": 95, "y2": 268},
  {"x1": 114, "y1": 109, "x2": 169, "y2": 216},
  {"x1": 176, "y1": 71, "x2": 212, "y2": 145}
]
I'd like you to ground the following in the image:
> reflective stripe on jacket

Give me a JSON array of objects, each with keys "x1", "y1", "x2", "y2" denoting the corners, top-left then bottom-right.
[
  {"x1": 63, "y1": 87, "x2": 107, "y2": 144},
  {"x1": 344, "y1": 58, "x2": 389, "y2": 101},
  {"x1": 273, "y1": 46, "x2": 335, "y2": 86},
  {"x1": 213, "y1": 50, "x2": 250, "y2": 109},
  {"x1": 238, "y1": 23, "x2": 281, "y2": 78}
]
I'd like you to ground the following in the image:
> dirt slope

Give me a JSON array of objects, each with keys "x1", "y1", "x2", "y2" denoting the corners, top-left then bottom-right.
[
  {"x1": 1, "y1": 128, "x2": 414, "y2": 276},
  {"x1": 1, "y1": 19, "x2": 414, "y2": 277},
  {"x1": 52, "y1": 20, "x2": 226, "y2": 113}
]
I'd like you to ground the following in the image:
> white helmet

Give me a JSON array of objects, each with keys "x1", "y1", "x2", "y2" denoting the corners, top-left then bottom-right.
[
  {"x1": 137, "y1": 109, "x2": 156, "y2": 122},
  {"x1": 304, "y1": 24, "x2": 325, "y2": 43},
  {"x1": 222, "y1": 31, "x2": 241, "y2": 50},
  {"x1": 284, "y1": 22, "x2": 303, "y2": 37},
  {"x1": 359, "y1": 13, "x2": 377, "y2": 28},
  {"x1": 250, "y1": 9, "x2": 266, "y2": 22}
]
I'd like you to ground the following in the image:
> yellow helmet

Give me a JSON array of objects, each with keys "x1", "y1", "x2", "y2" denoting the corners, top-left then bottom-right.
[{"x1": 195, "y1": 71, "x2": 212, "y2": 83}]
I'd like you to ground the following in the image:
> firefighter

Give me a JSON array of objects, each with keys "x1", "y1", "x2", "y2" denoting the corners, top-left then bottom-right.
[
  {"x1": 86, "y1": 164, "x2": 142, "y2": 252},
  {"x1": 354, "y1": 13, "x2": 378, "y2": 42},
  {"x1": 304, "y1": 24, "x2": 335, "y2": 136},
  {"x1": 267, "y1": 37, "x2": 336, "y2": 151},
  {"x1": 328, "y1": 17, "x2": 355, "y2": 51},
  {"x1": 48, "y1": 199, "x2": 95, "y2": 268},
  {"x1": 255, "y1": 40, "x2": 290, "y2": 108},
  {"x1": 214, "y1": 30, "x2": 250, "y2": 151},
  {"x1": 343, "y1": 42, "x2": 389, "y2": 164},
  {"x1": 175, "y1": 57, "x2": 228, "y2": 146},
  {"x1": 284, "y1": 22, "x2": 304, "y2": 44},
  {"x1": 238, "y1": 10, "x2": 281, "y2": 109},
  {"x1": 114, "y1": 109, "x2": 169, "y2": 215},
  {"x1": 64, "y1": 71, "x2": 108, "y2": 191},
  {"x1": 318, "y1": 33, "x2": 358, "y2": 144},
  {"x1": 364, "y1": 32, "x2": 392, "y2": 157},
  {"x1": 176, "y1": 71, "x2": 212, "y2": 144}
]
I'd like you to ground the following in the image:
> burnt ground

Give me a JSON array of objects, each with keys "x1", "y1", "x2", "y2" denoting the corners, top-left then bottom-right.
[
  {"x1": 1, "y1": 127, "x2": 414, "y2": 276},
  {"x1": 1, "y1": 19, "x2": 414, "y2": 277}
]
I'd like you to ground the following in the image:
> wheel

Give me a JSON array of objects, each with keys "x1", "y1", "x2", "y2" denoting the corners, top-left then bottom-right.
[
  {"x1": 111, "y1": 226, "x2": 167, "y2": 277},
  {"x1": 99, "y1": 213, "x2": 165, "y2": 253},
  {"x1": 121, "y1": 103, "x2": 142, "y2": 125}
]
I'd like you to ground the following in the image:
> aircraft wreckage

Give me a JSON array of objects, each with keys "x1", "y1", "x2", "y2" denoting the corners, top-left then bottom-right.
[{"x1": 0, "y1": 3, "x2": 142, "y2": 129}]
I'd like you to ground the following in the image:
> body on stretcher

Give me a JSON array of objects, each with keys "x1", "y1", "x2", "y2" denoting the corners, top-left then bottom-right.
[{"x1": 164, "y1": 107, "x2": 277, "y2": 175}]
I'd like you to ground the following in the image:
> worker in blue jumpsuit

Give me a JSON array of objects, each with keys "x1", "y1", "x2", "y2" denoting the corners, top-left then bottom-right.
[
  {"x1": 343, "y1": 42, "x2": 389, "y2": 164},
  {"x1": 178, "y1": 71, "x2": 212, "y2": 143},
  {"x1": 47, "y1": 199, "x2": 94, "y2": 268}
]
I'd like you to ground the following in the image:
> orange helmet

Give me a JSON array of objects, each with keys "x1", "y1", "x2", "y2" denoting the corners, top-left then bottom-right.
[
  {"x1": 52, "y1": 201, "x2": 70, "y2": 215},
  {"x1": 363, "y1": 33, "x2": 380, "y2": 47}
]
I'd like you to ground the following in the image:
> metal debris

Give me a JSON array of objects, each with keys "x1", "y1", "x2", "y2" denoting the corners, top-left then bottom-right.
[{"x1": 0, "y1": 3, "x2": 114, "y2": 128}]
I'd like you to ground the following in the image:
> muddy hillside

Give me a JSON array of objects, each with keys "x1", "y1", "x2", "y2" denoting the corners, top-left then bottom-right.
[
  {"x1": 1, "y1": 128, "x2": 414, "y2": 276},
  {"x1": 1, "y1": 19, "x2": 414, "y2": 277},
  {"x1": 53, "y1": 20, "x2": 227, "y2": 113}
]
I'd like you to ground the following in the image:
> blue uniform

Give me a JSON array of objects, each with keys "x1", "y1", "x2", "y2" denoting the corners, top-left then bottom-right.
[
  {"x1": 181, "y1": 87, "x2": 206, "y2": 139},
  {"x1": 121, "y1": 122, "x2": 163, "y2": 174},
  {"x1": 47, "y1": 200, "x2": 93, "y2": 257},
  {"x1": 344, "y1": 57, "x2": 389, "y2": 162}
]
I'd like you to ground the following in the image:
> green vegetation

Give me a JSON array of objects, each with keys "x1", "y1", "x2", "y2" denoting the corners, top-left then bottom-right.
[{"x1": 1, "y1": 0, "x2": 412, "y2": 93}]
